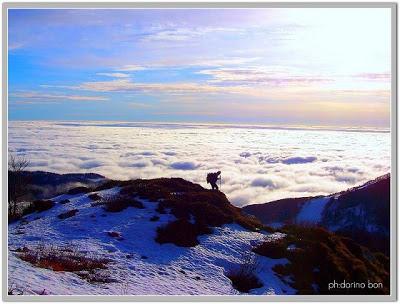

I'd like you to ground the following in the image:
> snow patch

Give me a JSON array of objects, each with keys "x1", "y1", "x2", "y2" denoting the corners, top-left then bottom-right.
[{"x1": 296, "y1": 197, "x2": 330, "y2": 224}]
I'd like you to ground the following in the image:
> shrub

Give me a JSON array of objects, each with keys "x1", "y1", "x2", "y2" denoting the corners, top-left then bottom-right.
[
  {"x1": 88, "y1": 193, "x2": 101, "y2": 201},
  {"x1": 58, "y1": 209, "x2": 79, "y2": 219},
  {"x1": 107, "y1": 231, "x2": 121, "y2": 238},
  {"x1": 103, "y1": 195, "x2": 144, "y2": 212},
  {"x1": 156, "y1": 219, "x2": 212, "y2": 247},
  {"x1": 31, "y1": 200, "x2": 55, "y2": 212},
  {"x1": 94, "y1": 178, "x2": 263, "y2": 247},
  {"x1": 77, "y1": 270, "x2": 117, "y2": 283},
  {"x1": 120, "y1": 178, "x2": 263, "y2": 247},
  {"x1": 254, "y1": 224, "x2": 389, "y2": 295},
  {"x1": 17, "y1": 244, "x2": 110, "y2": 278},
  {"x1": 150, "y1": 215, "x2": 160, "y2": 222},
  {"x1": 262, "y1": 225, "x2": 276, "y2": 233},
  {"x1": 226, "y1": 252, "x2": 263, "y2": 293},
  {"x1": 67, "y1": 186, "x2": 91, "y2": 195},
  {"x1": 252, "y1": 238, "x2": 286, "y2": 259}
]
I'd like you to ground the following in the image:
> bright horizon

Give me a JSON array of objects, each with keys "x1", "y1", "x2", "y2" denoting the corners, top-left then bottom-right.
[
  {"x1": 7, "y1": 119, "x2": 391, "y2": 133},
  {"x1": 8, "y1": 8, "x2": 391, "y2": 128}
]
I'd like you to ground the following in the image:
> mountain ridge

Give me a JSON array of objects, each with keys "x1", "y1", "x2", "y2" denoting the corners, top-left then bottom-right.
[{"x1": 242, "y1": 174, "x2": 390, "y2": 254}]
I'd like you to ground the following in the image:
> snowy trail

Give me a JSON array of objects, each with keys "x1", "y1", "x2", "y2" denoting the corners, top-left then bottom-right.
[{"x1": 8, "y1": 188, "x2": 293, "y2": 295}]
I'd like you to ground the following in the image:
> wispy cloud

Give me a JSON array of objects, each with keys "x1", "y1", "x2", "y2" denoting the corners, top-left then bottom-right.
[
  {"x1": 8, "y1": 41, "x2": 25, "y2": 50},
  {"x1": 10, "y1": 92, "x2": 108, "y2": 102},
  {"x1": 197, "y1": 66, "x2": 332, "y2": 86},
  {"x1": 141, "y1": 26, "x2": 244, "y2": 42},
  {"x1": 74, "y1": 78, "x2": 238, "y2": 94},
  {"x1": 115, "y1": 65, "x2": 148, "y2": 72},
  {"x1": 354, "y1": 72, "x2": 391, "y2": 81},
  {"x1": 96, "y1": 72, "x2": 130, "y2": 78},
  {"x1": 128, "y1": 102, "x2": 155, "y2": 109}
]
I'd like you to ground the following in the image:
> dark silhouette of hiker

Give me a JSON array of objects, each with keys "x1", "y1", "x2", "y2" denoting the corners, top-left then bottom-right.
[{"x1": 207, "y1": 171, "x2": 221, "y2": 190}]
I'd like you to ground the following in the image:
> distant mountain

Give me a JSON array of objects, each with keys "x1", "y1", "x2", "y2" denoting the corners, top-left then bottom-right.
[
  {"x1": 9, "y1": 170, "x2": 106, "y2": 200},
  {"x1": 242, "y1": 174, "x2": 390, "y2": 254}
]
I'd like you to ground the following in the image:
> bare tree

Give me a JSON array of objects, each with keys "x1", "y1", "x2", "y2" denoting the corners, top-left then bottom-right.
[{"x1": 8, "y1": 153, "x2": 29, "y2": 219}]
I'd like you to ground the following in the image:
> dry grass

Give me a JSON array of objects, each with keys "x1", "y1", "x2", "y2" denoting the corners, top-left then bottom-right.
[
  {"x1": 253, "y1": 238, "x2": 287, "y2": 259},
  {"x1": 88, "y1": 193, "x2": 101, "y2": 201},
  {"x1": 107, "y1": 231, "x2": 121, "y2": 238},
  {"x1": 102, "y1": 195, "x2": 144, "y2": 212},
  {"x1": 150, "y1": 215, "x2": 160, "y2": 222},
  {"x1": 94, "y1": 178, "x2": 265, "y2": 247},
  {"x1": 57, "y1": 209, "x2": 79, "y2": 219},
  {"x1": 114, "y1": 178, "x2": 265, "y2": 247},
  {"x1": 253, "y1": 224, "x2": 389, "y2": 295},
  {"x1": 29, "y1": 200, "x2": 55, "y2": 213},
  {"x1": 156, "y1": 219, "x2": 212, "y2": 247},
  {"x1": 225, "y1": 252, "x2": 263, "y2": 293},
  {"x1": 18, "y1": 244, "x2": 110, "y2": 272},
  {"x1": 67, "y1": 186, "x2": 91, "y2": 195}
]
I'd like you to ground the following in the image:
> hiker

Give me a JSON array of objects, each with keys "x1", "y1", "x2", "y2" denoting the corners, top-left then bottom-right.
[{"x1": 207, "y1": 171, "x2": 221, "y2": 190}]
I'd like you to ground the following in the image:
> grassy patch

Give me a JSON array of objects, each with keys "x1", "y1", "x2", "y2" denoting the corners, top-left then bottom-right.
[
  {"x1": 102, "y1": 195, "x2": 144, "y2": 212},
  {"x1": 17, "y1": 244, "x2": 111, "y2": 283},
  {"x1": 107, "y1": 231, "x2": 121, "y2": 238},
  {"x1": 67, "y1": 186, "x2": 91, "y2": 195},
  {"x1": 226, "y1": 252, "x2": 263, "y2": 293},
  {"x1": 58, "y1": 209, "x2": 79, "y2": 219},
  {"x1": 150, "y1": 215, "x2": 160, "y2": 222},
  {"x1": 30, "y1": 200, "x2": 55, "y2": 213},
  {"x1": 156, "y1": 219, "x2": 212, "y2": 247},
  {"x1": 253, "y1": 238, "x2": 286, "y2": 259},
  {"x1": 88, "y1": 193, "x2": 101, "y2": 201},
  {"x1": 94, "y1": 178, "x2": 263, "y2": 247},
  {"x1": 18, "y1": 244, "x2": 109, "y2": 272},
  {"x1": 253, "y1": 224, "x2": 389, "y2": 295},
  {"x1": 114, "y1": 178, "x2": 264, "y2": 247}
]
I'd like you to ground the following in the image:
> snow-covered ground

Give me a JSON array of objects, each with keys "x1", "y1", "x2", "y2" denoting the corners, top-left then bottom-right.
[
  {"x1": 8, "y1": 188, "x2": 294, "y2": 295},
  {"x1": 296, "y1": 197, "x2": 330, "y2": 224}
]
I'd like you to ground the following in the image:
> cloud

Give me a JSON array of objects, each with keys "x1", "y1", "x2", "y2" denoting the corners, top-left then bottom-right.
[
  {"x1": 8, "y1": 121, "x2": 390, "y2": 207},
  {"x1": 141, "y1": 26, "x2": 244, "y2": 42},
  {"x1": 115, "y1": 57, "x2": 260, "y2": 72},
  {"x1": 79, "y1": 160, "x2": 108, "y2": 169},
  {"x1": 128, "y1": 102, "x2": 155, "y2": 109},
  {"x1": 281, "y1": 156, "x2": 317, "y2": 165},
  {"x1": 197, "y1": 66, "x2": 331, "y2": 86},
  {"x1": 126, "y1": 161, "x2": 151, "y2": 168},
  {"x1": 251, "y1": 177, "x2": 287, "y2": 189},
  {"x1": 354, "y1": 72, "x2": 390, "y2": 81},
  {"x1": 74, "y1": 78, "x2": 237, "y2": 94},
  {"x1": 96, "y1": 72, "x2": 130, "y2": 78},
  {"x1": 10, "y1": 91, "x2": 108, "y2": 102},
  {"x1": 170, "y1": 161, "x2": 200, "y2": 170},
  {"x1": 116, "y1": 65, "x2": 147, "y2": 72}
]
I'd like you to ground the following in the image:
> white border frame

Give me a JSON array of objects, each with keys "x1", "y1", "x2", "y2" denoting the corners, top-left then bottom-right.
[{"x1": 2, "y1": 2, "x2": 397, "y2": 302}]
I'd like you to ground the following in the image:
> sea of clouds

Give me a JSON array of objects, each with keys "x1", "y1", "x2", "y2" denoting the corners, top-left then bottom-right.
[{"x1": 8, "y1": 121, "x2": 391, "y2": 207}]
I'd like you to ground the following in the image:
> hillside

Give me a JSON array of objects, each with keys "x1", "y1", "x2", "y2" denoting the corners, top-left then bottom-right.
[
  {"x1": 8, "y1": 170, "x2": 106, "y2": 202},
  {"x1": 8, "y1": 176, "x2": 389, "y2": 295},
  {"x1": 242, "y1": 174, "x2": 390, "y2": 254}
]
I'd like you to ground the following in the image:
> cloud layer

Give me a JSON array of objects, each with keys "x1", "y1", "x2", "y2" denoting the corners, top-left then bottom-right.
[{"x1": 8, "y1": 121, "x2": 391, "y2": 207}]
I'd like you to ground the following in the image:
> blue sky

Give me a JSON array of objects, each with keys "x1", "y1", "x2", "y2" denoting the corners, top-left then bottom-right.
[{"x1": 8, "y1": 8, "x2": 391, "y2": 127}]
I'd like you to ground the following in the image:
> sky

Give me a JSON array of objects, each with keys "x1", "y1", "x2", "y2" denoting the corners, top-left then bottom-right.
[{"x1": 8, "y1": 8, "x2": 392, "y2": 128}]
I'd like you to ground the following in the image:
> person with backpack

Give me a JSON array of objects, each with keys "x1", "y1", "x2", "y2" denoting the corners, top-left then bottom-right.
[{"x1": 206, "y1": 171, "x2": 221, "y2": 190}]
